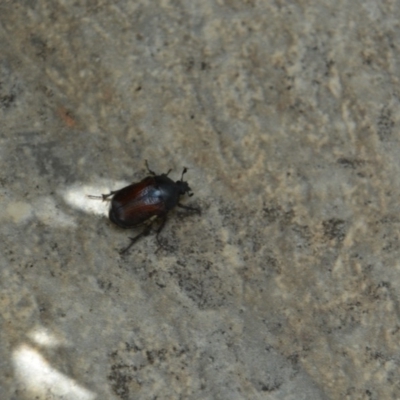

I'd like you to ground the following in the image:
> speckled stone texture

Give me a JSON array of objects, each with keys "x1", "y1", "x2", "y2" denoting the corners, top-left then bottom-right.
[{"x1": 1, "y1": 1, "x2": 400, "y2": 399}]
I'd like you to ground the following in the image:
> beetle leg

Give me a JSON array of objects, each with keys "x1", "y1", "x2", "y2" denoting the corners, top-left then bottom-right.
[
  {"x1": 103, "y1": 192, "x2": 116, "y2": 200},
  {"x1": 177, "y1": 203, "x2": 201, "y2": 214},
  {"x1": 145, "y1": 160, "x2": 156, "y2": 175},
  {"x1": 180, "y1": 167, "x2": 188, "y2": 180},
  {"x1": 119, "y1": 224, "x2": 152, "y2": 255},
  {"x1": 154, "y1": 216, "x2": 168, "y2": 253},
  {"x1": 145, "y1": 159, "x2": 172, "y2": 177},
  {"x1": 88, "y1": 191, "x2": 117, "y2": 201},
  {"x1": 156, "y1": 216, "x2": 167, "y2": 244},
  {"x1": 101, "y1": 191, "x2": 118, "y2": 200}
]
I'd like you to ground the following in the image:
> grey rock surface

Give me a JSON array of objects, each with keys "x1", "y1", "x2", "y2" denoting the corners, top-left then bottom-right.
[{"x1": 1, "y1": 1, "x2": 399, "y2": 399}]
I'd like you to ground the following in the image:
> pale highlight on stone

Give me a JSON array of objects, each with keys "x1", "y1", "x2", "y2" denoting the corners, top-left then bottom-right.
[
  {"x1": 27, "y1": 327, "x2": 66, "y2": 348},
  {"x1": 61, "y1": 181, "x2": 128, "y2": 217},
  {"x1": 6, "y1": 201, "x2": 33, "y2": 223},
  {"x1": 13, "y1": 344, "x2": 96, "y2": 400}
]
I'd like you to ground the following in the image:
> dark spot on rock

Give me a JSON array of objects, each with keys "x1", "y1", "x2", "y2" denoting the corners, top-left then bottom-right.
[
  {"x1": 322, "y1": 218, "x2": 346, "y2": 241},
  {"x1": 108, "y1": 363, "x2": 134, "y2": 400},
  {"x1": 377, "y1": 107, "x2": 394, "y2": 141}
]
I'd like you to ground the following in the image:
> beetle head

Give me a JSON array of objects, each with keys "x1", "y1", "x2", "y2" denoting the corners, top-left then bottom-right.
[{"x1": 176, "y1": 167, "x2": 194, "y2": 197}]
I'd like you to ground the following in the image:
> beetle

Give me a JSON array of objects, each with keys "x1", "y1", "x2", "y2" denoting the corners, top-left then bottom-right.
[{"x1": 89, "y1": 160, "x2": 200, "y2": 254}]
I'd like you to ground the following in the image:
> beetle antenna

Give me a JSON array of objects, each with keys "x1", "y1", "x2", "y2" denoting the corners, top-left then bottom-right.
[{"x1": 180, "y1": 167, "x2": 188, "y2": 181}]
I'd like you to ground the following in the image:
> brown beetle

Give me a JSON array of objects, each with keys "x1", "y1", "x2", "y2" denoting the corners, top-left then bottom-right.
[{"x1": 90, "y1": 161, "x2": 200, "y2": 253}]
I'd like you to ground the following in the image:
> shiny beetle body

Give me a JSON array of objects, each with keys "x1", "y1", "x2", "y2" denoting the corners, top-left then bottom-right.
[
  {"x1": 109, "y1": 174, "x2": 192, "y2": 228},
  {"x1": 91, "y1": 161, "x2": 200, "y2": 253}
]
